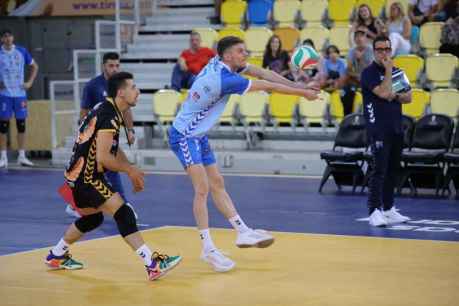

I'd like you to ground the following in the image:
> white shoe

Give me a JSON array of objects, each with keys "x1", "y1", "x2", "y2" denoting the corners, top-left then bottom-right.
[
  {"x1": 369, "y1": 209, "x2": 388, "y2": 227},
  {"x1": 236, "y1": 229, "x2": 275, "y2": 248},
  {"x1": 383, "y1": 207, "x2": 410, "y2": 224},
  {"x1": 125, "y1": 202, "x2": 138, "y2": 220},
  {"x1": 17, "y1": 156, "x2": 34, "y2": 167},
  {"x1": 200, "y1": 249, "x2": 235, "y2": 272},
  {"x1": 0, "y1": 157, "x2": 7, "y2": 168},
  {"x1": 65, "y1": 205, "x2": 81, "y2": 218}
]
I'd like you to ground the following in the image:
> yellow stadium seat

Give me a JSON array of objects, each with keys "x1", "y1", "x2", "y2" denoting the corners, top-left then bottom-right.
[
  {"x1": 356, "y1": 0, "x2": 385, "y2": 16},
  {"x1": 328, "y1": 0, "x2": 356, "y2": 25},
  {"x1": 192, "y1": 28, "x2": 218, "y2": 49},
  {"x1": 420, "y1": 22, "x2": 444, "y2": 55},
  {"x1": 393, "y1": 54, "x2": 424, "y2": 85},
  {"x1": 402, "y1": 88, "x2": 430, "y2": 119},
  {"x1": 273, "y1": 0, "x2": 300, "y2": 27},
  {"x1": 329, "y1": 90, "x2": 344, "y2": 124},
  {"x1": 426, "y1": 53, "x2": 458, "y2": 88},
  {"x1": 353, "y1": 91, "x2": 363, "y2": 113},
  {"x1": 274, "y1": 26, "x2": 300, "y2": 52},
  {"x1": 247, "y1": 56, "x2": 263, "y2": 68},
  {"x1": 299, "y1": 90, "x2": 329, "y2": 128},
  {"x1": 385, "y1": 0, "x2": 409, "y2": 17},
  {"x1": 430, "y1": 89, "x2": 459, "y2": 120},
  {"x1": 245, "y1": 27, "x2": 273, "y2": 56},
  {"x1": 219, "y1": 94, "x2": 240, "y2": 126},
  {"x1": 269, "y1": 93, "x2": 299, "y2": 126},
  {"x1": 218, "y1": 27, "x2": 245, "y2": 41},
  {"x1": 179, "y1": 89, "x2": 188, "y2": 103},
  {"x1": 300, "y1": 0, "x2": 327, "y2": 26},
  {"x1": 329, "y1": 25, "x2": 352, "y2": 55},
  {"x1": 239, "y1": 91, "x2": 269, "y2": 126},
  {"x1": 221, "y1": 0, "x2": 247, "y2": 27},
  {"x1": 152, "y1": 90, "x2": 181, "y2": 140},
  {"x1": 300, "y1": 25, "x2": 330, "y2": 51}
]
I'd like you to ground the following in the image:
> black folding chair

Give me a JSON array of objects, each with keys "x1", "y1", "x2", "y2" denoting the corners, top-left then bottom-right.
[{"x1": 442, "y1": 123, "x2": 459, "y2": 198}]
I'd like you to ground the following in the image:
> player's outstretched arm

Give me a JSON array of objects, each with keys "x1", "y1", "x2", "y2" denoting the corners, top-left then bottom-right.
[{"x1": 249, "y1": 80, "x2": 319, "y2": 101}]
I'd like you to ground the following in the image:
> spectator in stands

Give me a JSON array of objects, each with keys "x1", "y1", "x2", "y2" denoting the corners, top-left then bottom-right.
[
  {"x1": 170, "y1": 32, "x2": 216, "y2": 91},
  {"x1": 209, "y1": 0, "x2": 222, "y2": 24},
  {"x1": 0, "y1": 29, "x2": 39, "y2": 168},
  {"x1": 262, "y1": 35, "x2": 294, "y2": 80},
  {"x1": 320, "y1": 45, "x2": 347, "y2": 91},
  {"x1": 341, "y1": 28, "x2": 374, "y2": 115},
  {"x1": 384, "y1": 2, "x2": 412, "y2": 56},
  {"x1": 361, "y1": 35, "x2": 412, "y2": 227},
  {"x1": 408, "y1": 0, "x2": 439, "y2": 26},
  {"x1": 439, "y1": 16, "x2": 459, "y2": 57},
  {"x1": 351, "y1": 4, "x2": 383, "y2": 43},
  {"x1": 436, "y1": 0, "x2": 458, "y2": 21}
]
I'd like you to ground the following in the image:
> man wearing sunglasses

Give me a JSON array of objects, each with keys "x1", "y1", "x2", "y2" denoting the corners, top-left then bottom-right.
[{"x1": 360, "y1": 35, "x2": 412, "y2": 227}]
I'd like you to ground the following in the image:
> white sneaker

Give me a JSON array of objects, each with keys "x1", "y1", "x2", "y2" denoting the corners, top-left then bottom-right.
[
  {"x1": 125, "y1": 202, "x2": 138, "y2": 220},
  {"x1": 65, "y1": 205, "x2": 81, "y2": 218},
  {"x1": 383, "y1": 207, "x2": 410, "y2": 224},
  {"x1": 200, "y1": 249, "x2": 235, "y2": 272},
  {"x1": 368, "y1": 209, "x2": 388, "y2": 227},
  {"x1": 0, "y1": 157, "x2": 7, "y2": 168},
  {"x1": 17, "y1": 156, "x2": 34, "y2": 167},
  {"x1": 236, "y1": 229, "x2": 275, "y2": 248}
]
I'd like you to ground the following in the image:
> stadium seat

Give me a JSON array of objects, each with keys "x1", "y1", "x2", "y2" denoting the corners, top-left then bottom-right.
[
  {"x1": 219, "y1": 94, "x2": 240, "y2": 126},
  {"x1": 328, "y1": 0, "x2": 356, "y2": 25},
  {"x1": 152, "y1": 90, "x2": 181, "y2": 141},
  {"x1": 353, "y1": 91, "x2": 363, "y2": 113},
  {"x1": 221, "y1": 0, "x2": 247, "y2": 28},
  {"x1": 393, "y1": 54, "x2": 424, "y2": 85},
  {"x1": 273, "y1": 0, "x2": 300, "y2": 27},
  {"x1": 245, "y1": 27, "x2": 273, "y2": 56},
  {"x1": 247, "y1": 0, "x2": 274, "y2": 26},
  {"x1": 329, "y1": 25, "x2": 352, "y2": 55},
  {"x1": 319, "y1": 113, "x2": 367, "y2": 193},
  {"x1": 179, "y1": 89, "x2": 188, "y2": 103},
  {"x1": 329, "y1": 90, "x2": 344, "y2": 124},
  {"x1": 402, "y1": 88, "x2": 430, "y2": 119},
  {"x1": 300, "y1": 0, "x2": 327, "y2": 26},
  {"x1": 239, "y1": 91, "x2": 269, "y2": 127},
  {"x1": 399, "y1": 114, "x2": 454, "y2": 195},
  {"x1": 247, "y1": 56, "x2": 263, "y2": 68},
  {"x1": 218, "y1": 27, "x2": 245, "y2": 41},
  {"x1": 192, "y1": 28, "x2": 218, "y2": 49},
  {"x1": 268, "y1": 93, "x2": 300, "y2": 126},
  {"x1": 274, "y1": 26, "x2": 300, "y2": 52},
  {"x1": 298, "y1": 90, "x2": 329, "y2": 129},
  {"x1": 420, "y1": 22, "x2": 444, "y2": 55},
  {"x1": 385, "y1": 0, "x2": 409, "y2": 18},
  {"x1": 356, "y1": 0, "x2": 385, "y2": 17},
  {"x1": 430, "y1": 89, "x2": 459, "y2": 121},
  {"x1": 425, "y1": 53, "x2": 458, "y2": 88},
  {"x1": 300, "y1": 25, "x2": 330, "y2": 51}
]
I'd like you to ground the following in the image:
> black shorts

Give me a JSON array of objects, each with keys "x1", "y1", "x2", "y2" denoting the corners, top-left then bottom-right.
[{"x1": 72, "y1": 175, "x2": 115, "y2": 209}]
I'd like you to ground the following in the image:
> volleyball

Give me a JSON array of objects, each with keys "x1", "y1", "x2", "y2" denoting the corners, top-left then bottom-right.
[{"x1": 291, "y1": 45, "x2": 320, "y2": 70}]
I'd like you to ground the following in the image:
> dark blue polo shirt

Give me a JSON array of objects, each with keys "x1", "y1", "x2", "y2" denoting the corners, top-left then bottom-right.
[
  {"x1": 81, "y1": 74, "x2": 108, "y2": 109},
  {"x1": 361, "y1": 61, "x2": 407, "y2": 138}
]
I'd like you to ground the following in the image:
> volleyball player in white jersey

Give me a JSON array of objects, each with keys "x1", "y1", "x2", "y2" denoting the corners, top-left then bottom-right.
[{"x1": 169, "y1": 36, "x2": 320, "y2": 272}]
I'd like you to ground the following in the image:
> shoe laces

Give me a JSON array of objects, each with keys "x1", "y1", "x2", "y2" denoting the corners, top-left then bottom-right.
[{"x1": 152, "y1": 251, "x2": 169, "y2": 263}]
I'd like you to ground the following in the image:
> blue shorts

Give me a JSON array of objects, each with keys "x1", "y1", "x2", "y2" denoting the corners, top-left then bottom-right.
[
  {"x1": 168, "y1": 126, "x2": 216, "y2": 168},
  {"x1": 0, "y1": 95, "x2": 28, "y2": 120}
]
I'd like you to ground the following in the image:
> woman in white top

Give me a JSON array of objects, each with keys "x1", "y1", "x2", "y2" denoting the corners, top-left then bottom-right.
[{"x1": 385, "y1": 2, "x2": 412, "y2": 56}]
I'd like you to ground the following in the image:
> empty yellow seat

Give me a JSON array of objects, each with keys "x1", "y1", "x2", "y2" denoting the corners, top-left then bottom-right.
[
  {"x1": 274, "y1": 26, "x2": 300, "y2": 52},
  {"x1": 221, "y1": 0, "x2": 247, "y2": 27},
  {"x1": 425, "y1": 53, "x2": 458, "y2": 88},
  {"x1": 220, "y1": 95, "x2": 240, "y2": 125},
  {"x1": 247, "y1": 56, "x2": 263, "y2": 68},
  {"x1": 430, "y1": 89, "x2": 459, "y2": 120},
  {"x1": 329, "y1": 25, "x2": 352, "y2": 55},
  {"x1": 329, "y1": 90, "x2": 344, "y2": 124},
  {"x1": 299, "y1": 90, "x2": 329, "y2": 127},
  {"x1": 300, "y1": 0, "x2": 327, "y2": 26},
  {"x1": 393, "y1": 54, "x2": 424, "y2": 85},
  {"x1": 192, "y1": 28, "x2": 218, "y2": 49},
  {"x1": 218, "y1": 27, "x2": 245, "y2": 41},
  {"x1": 152, "y1": 90, "x2": 181, "y2": 140},
  {"x1": 273, "y1": 0, "x2": 300, "y2": 27},
  {"x1": 402, "y1": 88, "x2": 430, "y2": 119},
  {"x1": 239, "y1": 91, "x2": 269, "y2": 126},
  {"x1": 300, "y1": 25, "x2": 330, "y2": 51},
  {"x1": 269, "y1": 93, "x2": 299, "y2": 125},
  {"x1": 328, "y1": 0, "x2": 356, "y2": 25},
  {"x1": 353, "y1": 91, "x2": 363, "y2": 113},
  {"x1": 420, "y1": 22, "x2": 444, "y2": 55},
  {"x1": 245, "y1": 27, "x2": 273, "y2": 56}
]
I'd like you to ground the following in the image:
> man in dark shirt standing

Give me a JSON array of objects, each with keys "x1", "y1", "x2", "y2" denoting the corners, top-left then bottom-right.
[{"x1": 361, "y1": 36, "x2": 412, "y2": 227}]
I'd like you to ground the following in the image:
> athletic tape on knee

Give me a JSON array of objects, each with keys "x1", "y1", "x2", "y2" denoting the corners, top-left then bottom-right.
[
  {"x1": 74, "y1": 213, "x2": 104, "y2": 233},
  {"x1": 16, "y1": 119, "x2": 25, "y2": 133},
  {"x1": 0, "y1": 121, "x2": 9, "y2": 134},
  {"x1": 114, "y1": 204, "x2": 138, "y2": 237}
]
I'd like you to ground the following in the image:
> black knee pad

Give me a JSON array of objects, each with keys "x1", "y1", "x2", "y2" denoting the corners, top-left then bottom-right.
[
  {"x1": 16, "y1": 119, "x2": 25, "y2": 133},
  {"x1": 0, "y1": 121, "x2": 8, "y2": 134},
  {"x1": 74, "y1": 212, "x2": 104, "y2": 233},
  {"x1": 114, "y1": 204, "x2": 138, "y2": 237}
]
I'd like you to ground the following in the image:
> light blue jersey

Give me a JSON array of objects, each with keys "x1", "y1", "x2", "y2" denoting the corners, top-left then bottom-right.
[
  {"x1": 172, "y1": 56, "x2": 251, "y2": 137},
  {"x1": 0, "y1": 44, "x2": 33, "y2": 98}
]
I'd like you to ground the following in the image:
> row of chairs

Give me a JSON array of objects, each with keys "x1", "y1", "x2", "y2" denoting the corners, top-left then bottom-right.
[
  {"x1": 222, "y1": 0, "x2": 407, "y2": 28},
  {"x1": 319, "y1": 113, "x2": 459, "y2": 197}
]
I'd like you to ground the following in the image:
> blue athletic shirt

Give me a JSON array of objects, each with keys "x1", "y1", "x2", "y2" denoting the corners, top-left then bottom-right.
[
  {"x1": 172, "y1": 56, "x2": 251, "y2": 137},
  {"x1": 0, "y1": 44, "x2": 33, "y2": 97},
  {"x1": 81, "y1": 74, "x2": 108, "y2": 109}
]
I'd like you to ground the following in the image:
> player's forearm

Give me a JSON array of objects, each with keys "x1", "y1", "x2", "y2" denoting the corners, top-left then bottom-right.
[
  {"x1": 80, "y1": 108, "x2": 89, "y2": 120},
  {"x1": 261, "y1": 69, "x2": 298, "y2": 88},
  {"x1": 398, "y1": 91, "x2": 412, "y2": 104},
  {"x1": 98, "y1": 152, "x2": 132, "y2": 174},
  {"x1": 27, "y1": 63, "x2": 39, "y2": 84}
]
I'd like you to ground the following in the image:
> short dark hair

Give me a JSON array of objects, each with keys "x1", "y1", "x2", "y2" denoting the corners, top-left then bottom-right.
[
  {"x1": 103, "y1": 52, "x2": 120, "y2": 64},
  {"x1": 302, "y1": 39, "x2": 315, "y2": 49},
  {"x1": 373, "y1": 35, "x2": 391, "y2": 49},
  {"x1": 326, "y1": 45, "x2": 340, "y2": 56},
  {"x1": 107, "y1": 72, "x2": 133, "y2": 98},
  {"x1": 1, "y1": 29, "x2": 12, "y2": 37},
  {"x1": 217, "y1": 36, "x2": 244, "y2": 57}
]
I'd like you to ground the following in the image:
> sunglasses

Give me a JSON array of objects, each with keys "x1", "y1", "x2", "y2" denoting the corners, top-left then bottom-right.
[{"x1": 375, "y1": 47, "x2": 392, "y2": 53}]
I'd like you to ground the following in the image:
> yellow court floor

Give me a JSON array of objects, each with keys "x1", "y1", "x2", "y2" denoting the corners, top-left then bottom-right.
[{"x1": 1, "y1": 226, "x2": 458, "y2": 306}]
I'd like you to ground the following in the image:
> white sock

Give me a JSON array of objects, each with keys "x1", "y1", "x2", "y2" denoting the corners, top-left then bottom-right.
[
  {"x1": 18, "y1": 150, "x2": 25, "y2": 158},
  {"x1": 136, "y1": 244, "x2": 153, "y2": 266},
  {"x1": 52, "y1": 238, "x2": 70, "y2": 256},
  {"x1": 1, "y1": 150, "x2": 6, "y2": 159},
  {"x1": 229, "y1": 215, "x2": 250, "y2": 234},
  {"x1": 199, "y1": 229, "x2": 216, "y2": 253}
]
